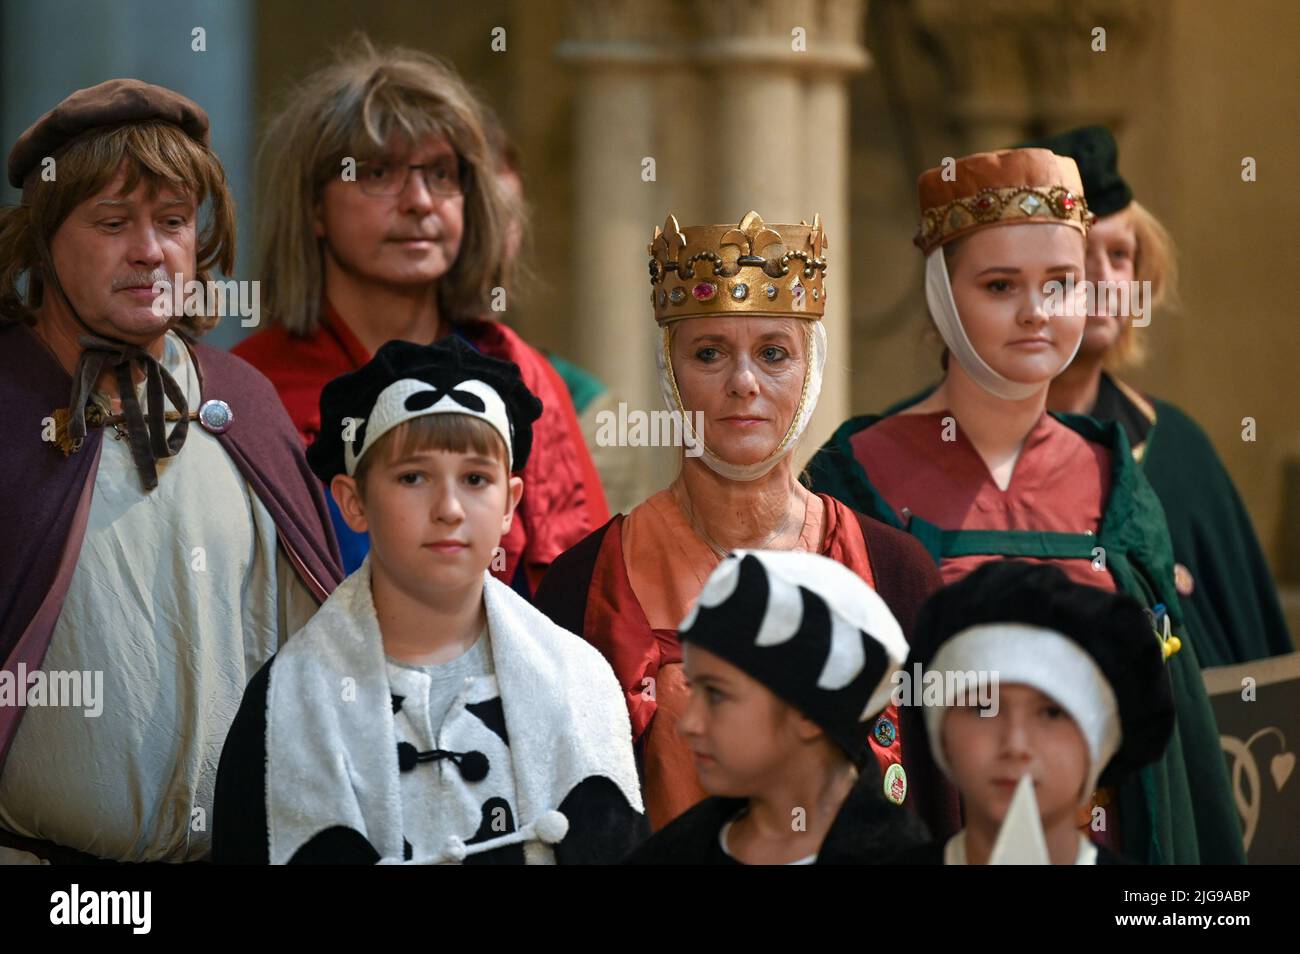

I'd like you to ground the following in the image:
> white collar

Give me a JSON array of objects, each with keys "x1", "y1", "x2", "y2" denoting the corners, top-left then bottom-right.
[{"x1": 944, "y1": 830, "x2": 1099, "y2": 865}]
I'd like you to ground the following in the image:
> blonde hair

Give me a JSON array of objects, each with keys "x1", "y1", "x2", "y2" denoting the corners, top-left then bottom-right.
[
  {"x1": 1108, "y1": 200, "x2": 1180, "y2": 370},
  {"x1": 0, "y1": 120, "x2": 235, "y2": 334},
  {"x1": 257, "y1": 36, "x2": 508, "y2": 335}
]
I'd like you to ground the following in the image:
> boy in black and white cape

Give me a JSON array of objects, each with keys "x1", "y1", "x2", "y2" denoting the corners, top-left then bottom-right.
[
  {"x1": 893, "y1": 561, "x2": 1176, "y2": 865},
  {"x1": 624, "y1": 550, "x2": 931, "y2": 864},
  {"x1": 213, "y1": 338, "x2": 645, "y2": 864}
]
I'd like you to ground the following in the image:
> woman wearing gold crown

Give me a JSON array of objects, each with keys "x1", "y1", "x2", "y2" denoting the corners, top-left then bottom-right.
[
  {"x1": 807, "y1": 148, "x2": 1244, "y2": 864},
  {"x1": 535, "y1": 211, "x2": 941, "y2": 831}
]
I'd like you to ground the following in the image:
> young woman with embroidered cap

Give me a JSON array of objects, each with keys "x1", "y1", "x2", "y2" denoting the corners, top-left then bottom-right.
[
  {"x1": 1021, "y1": 125, "x2": 1290, "y2": 668},
  {"x1": 893, "y1": 560, "x2": 1175, "y2": 865},
  {"x1": 808, "y1": 148, "x2": 1243, "y2": 863},
  {"x1": 624, "y1": 550, "x2": 929, "y2": 865},
  {"x1": 535, "y1": 211, "x2": 942, "y2": 832},
  {"x1": 212, "y1": 337, "x2": 644, "y2": 864}
]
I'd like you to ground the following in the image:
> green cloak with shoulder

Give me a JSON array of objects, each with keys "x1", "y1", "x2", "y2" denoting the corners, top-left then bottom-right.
[
  {"x1": 1094, "y1": 374, "x2": 1293, "y2": 667},
  {"x1": 808, "y1": 409, "x2": 1246, "y2": 864}
]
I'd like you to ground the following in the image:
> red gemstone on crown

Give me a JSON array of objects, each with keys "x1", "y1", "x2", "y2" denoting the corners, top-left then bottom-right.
[
  {"x1": 975, "y1": 195, "x2": 994, "y2": 211},
  {"x1": 1062, "y1": 193, "x2": 1076, "y2": 210},
  {"x1": 692, "y1": 282, "x2": 716, "y2": 301}
]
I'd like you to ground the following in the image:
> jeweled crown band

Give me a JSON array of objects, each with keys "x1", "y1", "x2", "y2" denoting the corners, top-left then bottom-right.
[
  {"x1": 914, "y1": 185, "x2": 1093, "y2": 254},
  {"x1": 648, "y1": 210, "x2": 828, "y2": 323},
  {"x1": 912, "y1": 149, "x2": 1092, "y2": 255}
]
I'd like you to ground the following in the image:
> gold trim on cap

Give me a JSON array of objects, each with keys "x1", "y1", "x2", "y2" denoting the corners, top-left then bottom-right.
[{"x1": 915, "y1": 185, "x2": 1093, "y2": 254}]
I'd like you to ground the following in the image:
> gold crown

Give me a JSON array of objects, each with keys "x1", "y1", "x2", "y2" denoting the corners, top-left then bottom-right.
[{"x1": 648, "y1": 211, "x2": 828, "y2": 323}]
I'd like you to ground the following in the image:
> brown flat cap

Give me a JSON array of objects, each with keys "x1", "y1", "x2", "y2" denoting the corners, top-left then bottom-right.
[
  {"x1": 914, "y1": 148, "x2": 1091, "y2": 254},
  {"x1": 7, "y1": 78, "x2": 210, "y2": 189}
]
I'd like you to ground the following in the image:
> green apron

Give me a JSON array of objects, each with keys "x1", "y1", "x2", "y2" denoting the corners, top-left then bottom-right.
[
  {"x1": 877, "y1": 380, "x2": 1293, "y2": 666},
  {"x1": 809, "y1": 410, "x2": 1246, "y2": 864}
]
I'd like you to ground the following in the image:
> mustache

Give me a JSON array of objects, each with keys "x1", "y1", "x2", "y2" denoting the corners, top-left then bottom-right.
[{"x1": 112, "y1": 270, "x2": 171, "y2": 291}]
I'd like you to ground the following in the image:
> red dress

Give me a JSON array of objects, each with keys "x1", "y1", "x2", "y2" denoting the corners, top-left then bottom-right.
[
  {"x1": 234, "y1": 303, "x2": 609, "y2": 593},
  {"x1": 535, "y1": 494, "x2": 944, "y2": 831},
  {"x1": 850, "y1": 410, "x2": 1115, "y2": 590}
]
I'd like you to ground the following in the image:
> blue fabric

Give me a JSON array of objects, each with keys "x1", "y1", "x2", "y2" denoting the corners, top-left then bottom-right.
[{"x1": 326, "y1": 489, "x2": 370, "y2": 575}]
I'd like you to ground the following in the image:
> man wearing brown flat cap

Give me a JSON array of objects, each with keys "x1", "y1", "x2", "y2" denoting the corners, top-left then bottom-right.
[{"x1": 0, "y1": 79, "x2": 343, "y2": 863}]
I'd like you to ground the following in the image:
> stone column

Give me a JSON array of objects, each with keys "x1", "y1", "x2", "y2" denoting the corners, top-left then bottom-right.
[
  {"x1": 557, "y1": 2, "x2": 672, "y2": 504},
  {"x1": 693, "y1": 0, "x2": 870, "y2": 467},
  {"x1": 799, "y1": 2, "x2": 871, "y2": 467},
  {"x1": 558, "y1": 0, "x2": 869, "y2": 497},
  {"x1": 913, "y1": 0, "x2": 1154, "y2": 150}
]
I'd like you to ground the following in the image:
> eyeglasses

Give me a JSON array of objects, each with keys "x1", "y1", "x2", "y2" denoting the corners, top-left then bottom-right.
[{"x1": 355, "y1": 157, "x2": 466, "y2": 197}]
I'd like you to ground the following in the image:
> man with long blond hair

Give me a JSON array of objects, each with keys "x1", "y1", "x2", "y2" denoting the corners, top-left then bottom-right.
[
  {"x1": 235, "y1": 39, "x2": 608, "y2": 594},
  {"x1": 1033, "y1": 125, "x2": 1291, "y2": 667},
  {"x1": 0, "y1": 80, "x2": 343, "y2": 863}
]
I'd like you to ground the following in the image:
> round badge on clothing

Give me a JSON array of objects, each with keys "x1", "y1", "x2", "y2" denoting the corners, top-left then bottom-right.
[
  {"x1": 1174, "y1": 562, "x2": 1195, "y2": 597},
  {"x1": 198, "y1": 399, "x2": 233, "y2": 434},
  {"x1": 873, "y1": 715, "x2": 897, "y2": 748},
  {"x1": 883, "y1": 763, "x2": 907, "y2": 805}
]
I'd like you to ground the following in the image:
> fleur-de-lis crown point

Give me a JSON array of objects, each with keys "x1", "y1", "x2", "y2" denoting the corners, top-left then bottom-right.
[
  {"x1": 651, "y1": 213, "x2": 687, "y2": 260},
  {"x1": 721, "y1": 210, "x2": 782, "y2": 257},
  {"x1": 801, "y1": 214, "x2": 829, "y2": 259}
]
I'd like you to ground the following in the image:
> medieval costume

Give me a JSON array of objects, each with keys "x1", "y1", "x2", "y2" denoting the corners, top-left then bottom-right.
[
  {"x1": 891, "y1": 561, "x2": 1175, "y2": 865},
  {"x1": 235, "y1": 291, "x2": 608, "y2": 593},
  {"x1": 809, "y1": 149, "x2": 1244, "y2": 863},
  {"x1": 212, "y1": 338, "x2": 644, "y2": 864},
  {"x1": 536, "y1": 211, "x2": 942, "y2": 831},
  {"x1": 625, "y1": 550, "x2": 931, "y2": 864},
  {"x1": 1019, "y1": 124, "x2": 1292, "y2": 668},
  {"x1": 0, "y1": 81, "x2": 343, "y2": 864}
]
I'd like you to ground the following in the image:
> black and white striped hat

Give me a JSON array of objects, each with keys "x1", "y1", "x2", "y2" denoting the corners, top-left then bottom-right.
[{"x1": 679, "y1": 549, "x2": 908, "y2": 763}]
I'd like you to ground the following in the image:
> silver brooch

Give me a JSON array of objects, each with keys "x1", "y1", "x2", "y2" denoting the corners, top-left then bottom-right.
[{"x1": 198, "y1": 399, "x2": 233, "y2": 434}]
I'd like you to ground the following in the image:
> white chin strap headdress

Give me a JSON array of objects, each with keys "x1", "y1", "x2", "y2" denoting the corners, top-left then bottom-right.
[
  {"x1": 656, "y1": 319, "x2": 827, "y2": 482},
  {"x1": 913, "y1": 148, "x2": 1094, "y2": 401},
  {"x1": 924, "y1": 246, "x2": 1083, "y2": 401},
  {"x1": 647, "y1": 210, "x2": 832, "y2": 483}
]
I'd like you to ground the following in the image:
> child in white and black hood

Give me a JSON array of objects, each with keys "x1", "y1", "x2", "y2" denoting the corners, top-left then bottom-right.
[
  {"x1": 624, "y1": 549, "x2": 930, "y2": 865},
  {"x1": 213, "y1": 337, "x2": 644, "y2": 864},
  {"x1": 892, "y1": 560, "x2": 1176, "y2": 865}
]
